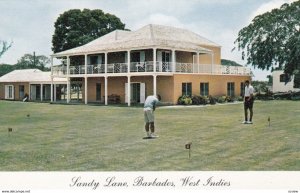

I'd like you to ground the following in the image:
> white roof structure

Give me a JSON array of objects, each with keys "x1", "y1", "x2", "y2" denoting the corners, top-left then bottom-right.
[
  {"x1": 53, "y1": 24, "x2": 220, "y2": 57},
  {"x1": 0, "y1": 69, "x2": 66, "y2": 83}
]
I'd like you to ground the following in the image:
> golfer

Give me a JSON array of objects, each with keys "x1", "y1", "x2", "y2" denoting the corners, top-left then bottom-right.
[
  {"x1": 144, "y1": 94, "x2": 161, "y2": 138},
  {"x1": 243, "y1": 80, "x2": 254, "y2": 124}
]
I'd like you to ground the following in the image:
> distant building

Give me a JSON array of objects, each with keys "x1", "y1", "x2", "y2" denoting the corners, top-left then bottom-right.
[
  {"x1": 272, "y1": 70, "x2": 300, "y2": 92},
  {"x1": 0, "y1": 69, "x2": 67, "y2": 101}
]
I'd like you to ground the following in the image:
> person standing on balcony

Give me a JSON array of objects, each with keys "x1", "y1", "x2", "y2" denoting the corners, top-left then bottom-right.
[
  {"x1": 243, "y1": 80, "x2": 254, "y2": 124},
  {"x1": 144, "y1": 94, "x2": 161, "y2": 138}
]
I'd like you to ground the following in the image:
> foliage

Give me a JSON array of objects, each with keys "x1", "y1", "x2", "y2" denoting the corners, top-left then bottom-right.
[
  {"x1": 0, "y1": 40, "x2": 12, "y2": 58},
  {"x1": 0, "y1": 53, "x2": 50, "y2": 77},
  {"x1": 234, "y1": 1, "x2": 300, "y2": 79},
  {"x1": 0, "y1": 64, "x2": 15, "y2": 77},
  {"x1": 251, "y1": 81, "x2": 270, "y2": 94},
  {"x1": 52, "y1": 9, "x2": 126, "y2": 53},
  {"x1": 15, "y1": 53, "x2": 50, "y2": 71},
  {"x1": 221, "y1": 59, "x2": 242, "y2": 66},
  {"x1": 178, "y1": 95, "x2": 192, "y2": 105},
  {"x1": 191, "y1": 95, "x2": 208, "y2": 105}
]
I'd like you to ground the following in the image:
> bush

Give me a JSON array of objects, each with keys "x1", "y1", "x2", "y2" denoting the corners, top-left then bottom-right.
[
  {"x1": 177, "y1": 95, "x2": 192, "y2": 105},
  {"x1": 217, "y1": 96, "x2": 226, "y2": 103},
  {"x1": 225, "y1": 96, "x2": 234, "y2": 102},
  {"x1": 191, "y1": 95, "x2": 207, "y2": 105},
  {"x1": 208, "y1": 95, "x2": 217, "y2": 105},
  {"x1": 236, "y1": 96, "x2": 244, "y2": 101}
]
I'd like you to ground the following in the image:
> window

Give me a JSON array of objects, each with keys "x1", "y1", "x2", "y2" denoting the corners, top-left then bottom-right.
[
  {"x1": 200, "y1": 83, "x2": 209, "y2": 96},
  {"x1": 240, "y1": 82, "x2": 245, "y2": 96},
  {"x1": 96, "y1": 83, "x2": 101, "y2": 101},
  {"x1": 19, "y1": 85, "x2": 25, "y2": 99},
  {"x1": 280, "y1": 74, "x2": 291, "y2": 83},
  {"x1": 227, "y1": 82, "x2": 235, "y2": 97},
  {"x1": 90, "y1": 56, "x2": 98, "y2": 65},
  {"x1": 182, "y1": 83, "x2": 192, "y2": 96},
  {"x1": 5, "y1": 85, "x2": 14, "y2": 99}
]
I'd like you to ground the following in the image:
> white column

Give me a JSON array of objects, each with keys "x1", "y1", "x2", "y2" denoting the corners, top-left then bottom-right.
[
  {"x1": 67, "y1": 56, "x2": 70, "y2": 75},
  {"x1": 104, "y1": 52, "x2": 108, "y2": 74},
  {"x1": 153, "y1": 48, "x2": 157, "y2": 73},
  {"x1": 50, "y1": 56, "x2": 54, "y2": 102},
  {"x1": 127, "y1": 50, "x2": 130, "y2": 73},
  {"x1": 40, "y1": 84, "x2": 43, "y2": 101},
  {"x1": 104, "y1": 76, "x2": 108, "y2": 105},
  {"x1": 84, "y1": 54, "x2": 88, "y2": 74},
  {"x1": 172, "y1": 49, "x2": 176, "y2": 72},
  {"x1": 153, "y1": 75, "x2": 157, "y2": 96},
  {"x1": 84, "y1": 77, "x2": 88, "y2": 104},
  {"x1": 127, "y1": 76, "x2": 131, "y2": 106},
  {"x1": 67, "y1": 77, "x2": 70, "y2": 103},
  {"x1": 54, "y1": 84, "x2": 57, "y2": 102},
  {"x1": 51, "y1": 78, "x2": 53, "y2": 102}
]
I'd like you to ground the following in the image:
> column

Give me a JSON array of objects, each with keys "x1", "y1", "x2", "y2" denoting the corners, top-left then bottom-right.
[
  {"x1": 40, "y1": 84, "x2": 43, "y2": 102},
  {"x1": 67, "y1": 56, "x2": 70, "y2": 75},
  {"x1": 84, "y1": 54, "x2": 88, "y2": 74},
  {"x1": 104, "y1": 76, "x2": 108, "y2": 105},
  {"x1": 104, "y1": 52, "x2": 108, "y2": 74},
  {"x1": 50, "y1": 56, "x2": 54, "y2": 102},
  {"x1": 67, "y1": 77, "x2": 70, "y2": 103},
  {"x1": 127, "y1": 76, "x2": 131, "y2": 106},
  {"x1": 172, "y1": 49, "x2": 176, "y2": 72},
  {"x1": 84, "y1": 77, "x2": 88, "y2": 104},
  {"x1": 153, "y1": 48, "x2": 157, "y2": 73},
  {"x1": 51, "y1": 78, "x2": 53, "y2": 102},
  {"x1": 54, "y1": 84, "x2": 57, "y2": 102},
  {"x1": 153, "y1": 75, "x2": 157, "y2": 96},
  {"x1": 127, "y1": 50, "x2": 131, "y2": 73}
]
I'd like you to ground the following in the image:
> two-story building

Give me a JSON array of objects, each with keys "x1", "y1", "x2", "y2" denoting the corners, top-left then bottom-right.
[{"x1": 51, "y1": 24, "x2": 251, "y2": 106}]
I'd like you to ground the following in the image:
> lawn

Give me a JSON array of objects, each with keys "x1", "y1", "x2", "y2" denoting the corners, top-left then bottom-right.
[{"x1": 0, "y1": 100, "x2": 299, "y2": 171}]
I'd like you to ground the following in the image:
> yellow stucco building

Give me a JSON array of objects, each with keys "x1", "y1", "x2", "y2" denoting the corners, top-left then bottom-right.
[{"x1": 51, "y1": 24, "x2": 250, "y2": 105}]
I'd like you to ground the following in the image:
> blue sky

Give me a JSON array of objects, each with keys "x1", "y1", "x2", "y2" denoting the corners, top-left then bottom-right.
[{"x1": 0, "y1": 0, "x2": 296, "y2": 80}]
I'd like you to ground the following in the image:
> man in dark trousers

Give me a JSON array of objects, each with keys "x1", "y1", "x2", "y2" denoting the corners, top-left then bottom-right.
[
  {"x1": 143, "y1": 94, "x2": 161, "y2": 138},
  {"x1": 243, "y1": 80, "x2": 254, "y2": 124}
]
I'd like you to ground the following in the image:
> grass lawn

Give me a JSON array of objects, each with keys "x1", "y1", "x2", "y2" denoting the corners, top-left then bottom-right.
[{"x1": 0, "y1": 100, "x2": 299, "y2": 171}]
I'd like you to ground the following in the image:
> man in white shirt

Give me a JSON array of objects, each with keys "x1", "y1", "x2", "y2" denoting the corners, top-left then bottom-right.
[
  {"x1": 243, "y1": 80, "x2": 254, "y2": 124},
  {"x1": 143, "y1": 94, "x2": 161, "y2": 138}
]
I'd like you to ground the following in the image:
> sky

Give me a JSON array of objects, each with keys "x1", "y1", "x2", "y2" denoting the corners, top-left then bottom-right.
[{"x1": 0, "y1": 0, "x2": 296, "y2": 80}]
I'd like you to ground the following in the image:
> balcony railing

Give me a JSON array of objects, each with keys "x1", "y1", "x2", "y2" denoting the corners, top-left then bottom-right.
[{"x1": 52, "y1": 62, "x2": 251, "y2": 76}]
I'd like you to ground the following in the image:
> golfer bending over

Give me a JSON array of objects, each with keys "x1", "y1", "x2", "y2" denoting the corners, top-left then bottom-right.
[
  {"x1": 243, "y1": 80, "x2": 254, "y2": 124},
  {"x1": 144, "y1": 94, "x2": 161, "y2": 138}
]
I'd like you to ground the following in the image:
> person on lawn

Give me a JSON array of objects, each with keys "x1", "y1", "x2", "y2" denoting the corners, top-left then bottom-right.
[
  {"x1": 243, "y1": 80, "x2": 254, "y2": 124},
  {"x1": 144, "y1": 94, "x2": 161, "y2": 138}
]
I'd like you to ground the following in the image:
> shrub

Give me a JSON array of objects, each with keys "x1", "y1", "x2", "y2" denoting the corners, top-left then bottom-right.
[
  {"x1": 217, "y1": 96, "x2": 226, "y2": 103},
  {"x1": 177, "y1": 95, "x2": 192, "y2": 105},
  {"x1": 191, "y1": 95, "x2": 207, "y2": 105},
  {"x1": 225, "y1": 96, "x2": 234, "y2": 102},
  {"x1": 208, "y1": 95, "x2": 217, "y2": 105}
]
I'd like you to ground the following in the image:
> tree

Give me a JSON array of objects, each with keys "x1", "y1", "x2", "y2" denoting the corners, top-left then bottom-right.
[
  {"x1": 15, "y1": 53, "x2": 50, "y2": 71},
  {"x1": 221, "y1": 59, "x2": 242, "y2": 66},
  {"x1": 0, "y1": 40, "x2": 12, "y2": 58},
  {"x1": 52, "y1": 9, "x2": 126, "y2": 53},
  {"x1": 234, "y1": 1, "x2": 300, "y2": 77}
]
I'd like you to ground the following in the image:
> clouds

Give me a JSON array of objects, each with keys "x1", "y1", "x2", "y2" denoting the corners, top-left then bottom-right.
[
  {"x1": 247, "y1": 0, "x2": 298, "y2": 23},
  {"x1": 0, "y1": 0, "x2": 293, "y2": 80}
]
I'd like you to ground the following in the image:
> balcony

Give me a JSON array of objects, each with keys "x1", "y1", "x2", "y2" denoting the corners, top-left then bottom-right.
[{"x1": 52, "y1": 62, "x2": 251, "y2": 76}]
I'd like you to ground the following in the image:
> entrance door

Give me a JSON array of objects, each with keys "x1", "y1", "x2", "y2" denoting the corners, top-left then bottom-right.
[
  {"x1": 96, "y1": 83, "x2": 101, "y2": 101},
  {"x1": 125, "y1": 83, "x2": 145, "y2": 103}
]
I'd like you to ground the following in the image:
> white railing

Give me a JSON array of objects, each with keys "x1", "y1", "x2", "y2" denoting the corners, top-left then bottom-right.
[{"x1": 52, "y1": 62, "x2": 251, "y2": 76}]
